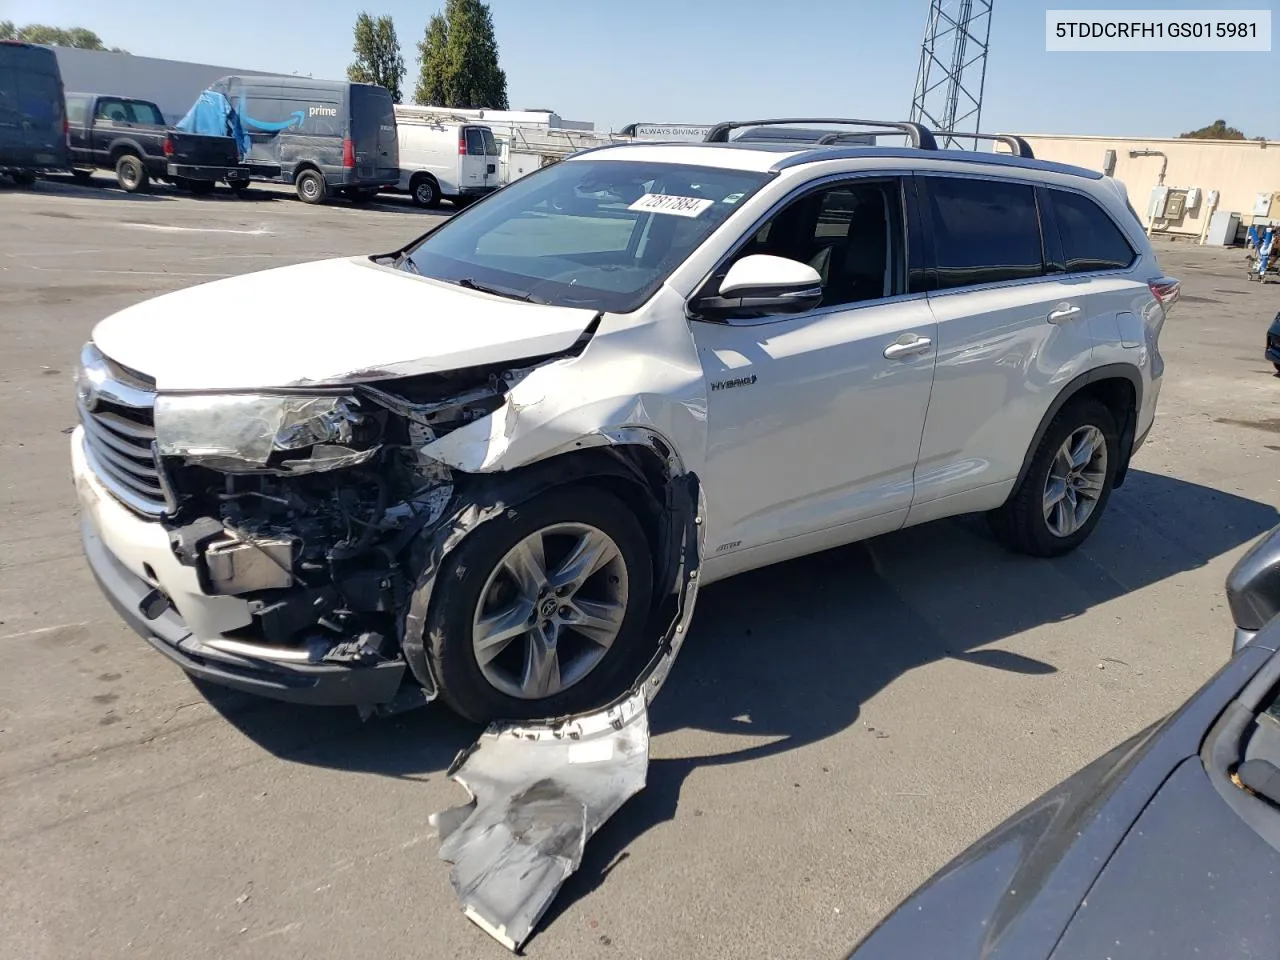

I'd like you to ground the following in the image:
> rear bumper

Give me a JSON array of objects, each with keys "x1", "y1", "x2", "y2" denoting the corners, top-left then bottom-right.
[
  {"x1": 458, "y1": 185, "x2": 498, "y2": 198},
  {"x1": 166, "y1": 163, "x2": 251, "y2": 182},
  {"x1": 73, "y1": 429, "x2": 405, "y2": 706}
]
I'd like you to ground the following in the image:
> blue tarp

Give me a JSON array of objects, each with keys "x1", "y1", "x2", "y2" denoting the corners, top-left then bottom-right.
[{"x1": 175, "y1": 91, "x2": 251, "y2": 159}]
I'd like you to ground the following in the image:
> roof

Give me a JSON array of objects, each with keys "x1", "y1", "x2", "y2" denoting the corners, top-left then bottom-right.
[{"x1": 570, "y1": 140, "x2": 1105, "y2": 180}]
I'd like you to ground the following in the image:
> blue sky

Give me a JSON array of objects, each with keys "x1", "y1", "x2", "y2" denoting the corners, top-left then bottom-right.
[{"x1": 8, "y1": 0, "x2": 1277, "y2": 137}]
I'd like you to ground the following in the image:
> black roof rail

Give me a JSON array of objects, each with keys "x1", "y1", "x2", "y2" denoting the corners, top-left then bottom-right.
[
  {"x1": 815, "y1": 132, "x2": 880, "y2": 145},
  {"x1": 704, "y1": 118, "x2": 938, "y2": 151},
  {"x1": 934, "y1": 132, "x2": 1036, "y2": 159}
]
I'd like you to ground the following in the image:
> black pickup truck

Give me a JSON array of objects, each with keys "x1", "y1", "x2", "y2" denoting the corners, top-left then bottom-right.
[{"x1": 65, "y1": 92, "x2": 251, "y2": 195}]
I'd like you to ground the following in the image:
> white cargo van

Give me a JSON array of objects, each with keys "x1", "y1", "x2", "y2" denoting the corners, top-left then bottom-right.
[{"x1": 393, "y1": 117, "x2": 500, "y2": 208}]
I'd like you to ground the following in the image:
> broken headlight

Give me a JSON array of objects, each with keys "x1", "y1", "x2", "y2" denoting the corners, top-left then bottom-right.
[{"x1": 154, "y1": 393, "x2": 367, "y2": 471}]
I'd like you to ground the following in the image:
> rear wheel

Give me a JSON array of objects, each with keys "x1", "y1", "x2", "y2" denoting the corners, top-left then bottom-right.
[
  {"x1": 115, "y1": 154, "x2": 149, "y2": 193},
  {"x1": 988, "y1": 398, "x2": 1119, "y2": 557},
  {"x1": 229, "y1": 178, "x2": 252, "y2": 198},
  {"x1": 295, "y1": 169, "x2": 326, "y2": 204},
  {"x1": 410, "y1": 174, "x2": 440, "y2": 208},
  {"x1": 187, "y1": 179, "x2": 216, "y2": 196},
  {"x1": 424, "y1": 486, "x2": 654, "y2": 722},
  {"x1": 344, "y1": 186, "x2": 377, "y2": 204}
]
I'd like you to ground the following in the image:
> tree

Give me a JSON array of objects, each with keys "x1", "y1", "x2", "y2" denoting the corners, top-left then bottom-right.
[
  {"x1": 348, "y1": 12, "x2": 406, "y2": 103},
  {"x1": 413, "y1": 14, "x2": 450, "y2": 105},
  {"x1": 0, "y1": 21, "x2": 127, "y2": 51},
  {"x1": 414, "y1": 0, "x2": 508, "y2": 109},
  {"x1": 1180, "y1": 119, "x2": 1247, "y2": 140}
]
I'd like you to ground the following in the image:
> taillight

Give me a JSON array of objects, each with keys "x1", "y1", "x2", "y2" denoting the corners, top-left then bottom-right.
[
  {"x1": 342, "y1": 137, "x2": 355, "y2": 168},
  {"x1": 1148, "y1": 276, "x2": 1181, "y2": 310},
  {"x1": 163, "y1": 135, "x2": 174, "y2": 157},
  {"x1": 63, "y1": 117, "x2": 70, "y2": 148},
  {"x1": 458, "y1": 135, "x2": 467, "y2": 156}
]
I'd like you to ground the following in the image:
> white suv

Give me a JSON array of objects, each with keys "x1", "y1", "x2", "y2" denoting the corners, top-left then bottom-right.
[{"x1": 70, "y1": 119, "x2": 1179, "y2": 722}]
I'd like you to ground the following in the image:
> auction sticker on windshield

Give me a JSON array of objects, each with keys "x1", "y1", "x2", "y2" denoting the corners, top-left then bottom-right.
[{"x1": 628, "y1": 194, "x2": 715, "y2": 217}]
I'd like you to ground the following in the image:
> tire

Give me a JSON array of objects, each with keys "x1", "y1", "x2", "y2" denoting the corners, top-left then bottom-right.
[
  {"x1": 1273, "y1": 363, "x2": 1280, "y2": 375},
  {"x1": 187, "y1": 179, "x2": 216, "y2": 196},
  {"x1": 114, "y1": 153, "x2": 149, "y2": 193},
  {"x1": 424, "y1": 485, "x2": 655, "y2": 722},
  {"x1": 344, "y1": 186, "x2": 377, "y2": 204},
  {"x1": 71, "y1": 168, "x2": 94, "y2": 184},
  {"x1": 12, "y1": 170, "x2": 37, "y2": 186},
  {"x1": 230, "y1": 179, "x2": 252, "y2": 198},
  {"x1": 295, "y1": 169, "x2": 326, "y2": 204},
  {"x1": 410, "y1": 174, "x2": 440, "y2": 208},
  {"x1": 988, "y1": 397, "x2": 1120, "y2": 558}
]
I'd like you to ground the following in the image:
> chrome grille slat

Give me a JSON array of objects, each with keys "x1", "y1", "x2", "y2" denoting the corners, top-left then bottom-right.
[
  {"x1": 85, "y1": 434, "x2": 165, "y2": 491},
  {"x1": 89, "y1": 409, "x2": 156, "y2": 442},
  {"x1": 77, "y1": 343, "x2": 172, "y2": 517},
  {"x1": 79, "y1": 407, "x2": 158, "y2": 466}
]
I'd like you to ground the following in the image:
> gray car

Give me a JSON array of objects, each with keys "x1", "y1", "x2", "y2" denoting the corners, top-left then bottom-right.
[{"x1": 847, "y1": 522, "x2": 1280, "y2": 960}]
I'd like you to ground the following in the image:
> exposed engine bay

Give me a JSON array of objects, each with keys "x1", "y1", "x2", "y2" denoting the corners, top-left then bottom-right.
[{"x1": 155, "y1": 360, "x2": 551, "y2": 689}]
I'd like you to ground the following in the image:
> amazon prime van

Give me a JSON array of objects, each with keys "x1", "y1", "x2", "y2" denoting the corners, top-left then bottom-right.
[
  {"x1": 209, "y1": 75, "x2": 398, "y2": 204},
  {"x1": 391, "y1": 112, "x2": 500, "y2": 208}
]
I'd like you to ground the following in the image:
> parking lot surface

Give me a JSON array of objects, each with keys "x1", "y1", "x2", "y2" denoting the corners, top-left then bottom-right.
[{"x1": 2, "y1": 176, "x2": 1278, "y2": 960}]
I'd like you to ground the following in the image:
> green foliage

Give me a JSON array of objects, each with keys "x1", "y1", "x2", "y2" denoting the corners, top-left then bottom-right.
[
  {"x1": 414, "y1": 0, "x2": 508, "y2": 109},
  {"x1": 413, "y1": 14, "x2": 450, "y2": 105},
  {"x1": 0, "y1": 21, "x2": 127, "y2": 52},
  {"x1": 1179, "y1": 119, "x2": 1247, "y2": 140},
  {"x1": 348, "y1": 12, "x2": 406, "y2": 103}
]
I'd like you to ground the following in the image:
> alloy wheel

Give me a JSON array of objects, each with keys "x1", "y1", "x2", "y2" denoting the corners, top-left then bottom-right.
[
  {"x1": 1043, "y1": 425, "x2": 1108, "y2": 538},
  {"x1": 470, "y1": 522, "x2": 629, "y2": 700}
]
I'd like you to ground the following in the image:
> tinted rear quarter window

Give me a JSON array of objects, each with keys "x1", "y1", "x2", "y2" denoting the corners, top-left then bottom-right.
[
  {"x1": 1051, "y1": 189, "x2": 1137, "y2": 272},
  {"x1": 926, "y1": 176, "x2": 1045, "y2": 289},
  {"x1": 66, "y1": 95, "x2": 89, "y2": 124}
]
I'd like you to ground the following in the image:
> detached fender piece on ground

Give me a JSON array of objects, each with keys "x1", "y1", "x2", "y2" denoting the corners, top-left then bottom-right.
[{"x1": 430, "y1": 475, "x2": 703, "y2": 951}]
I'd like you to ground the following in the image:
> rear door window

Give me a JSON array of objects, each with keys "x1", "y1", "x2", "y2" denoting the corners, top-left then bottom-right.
[
  {"x1": 127, "y1": 101, "x2": 165, "y2": 126},
  {"x1": 95, "y1": 98, "x2": 129, "y2": 123},
  {"x1": 465, "y1": 128, "x2": 486, "y2": 156},
  {"x1": 1050, "y1": 189, "x2": 1137, "y2": 273},
  {"x1": 481, "y1": 128, "x2": 499, "y2": 155},
  {"x1": 924, "y1": 176, "x2": 1046, "y2": 289}
]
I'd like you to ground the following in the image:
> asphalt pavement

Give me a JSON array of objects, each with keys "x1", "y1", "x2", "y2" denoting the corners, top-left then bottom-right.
[{"x1": 2, "y1": 173, "x2": 1278, "y2": 960}]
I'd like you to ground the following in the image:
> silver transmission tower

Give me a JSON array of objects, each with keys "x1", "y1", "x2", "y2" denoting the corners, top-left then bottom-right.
[{"x1": 910, "y1": 0, "x2": 994, "y2": 147}]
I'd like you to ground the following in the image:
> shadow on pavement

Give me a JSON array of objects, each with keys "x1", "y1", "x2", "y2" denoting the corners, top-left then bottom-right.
[
  {"x1": 542, "y1": 468, "x2": 1278, "y2": 928},
  {"x1": 17, "y1": 176, "x2": 178, "y2": 202},
  {"x1": 201, "y1": 468, "x2": 1277, "y2": 905}
]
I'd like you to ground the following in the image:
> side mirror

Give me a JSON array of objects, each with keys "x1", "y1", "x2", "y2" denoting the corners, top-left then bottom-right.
[
  {"x1": 1227, "y1": 523, "x2": 1280, "y2": 652},
  {"x1": 693, "y1": 254, "x2": 823, "y2": 320}
]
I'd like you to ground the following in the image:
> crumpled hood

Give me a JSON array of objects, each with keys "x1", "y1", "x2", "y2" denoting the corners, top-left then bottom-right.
[{"x1": 91, "y1": 257, "x2": 598, "y2": 391}]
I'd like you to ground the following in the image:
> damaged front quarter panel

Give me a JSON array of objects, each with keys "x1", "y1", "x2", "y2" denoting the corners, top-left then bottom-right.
[{"x1": 429, "y1": 473, "x2": 704, "y2": 952}]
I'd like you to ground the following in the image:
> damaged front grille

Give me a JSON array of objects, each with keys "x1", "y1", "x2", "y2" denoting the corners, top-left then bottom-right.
[{"x1": 77, "y1": 345, "x2": 173, "y2": 518}]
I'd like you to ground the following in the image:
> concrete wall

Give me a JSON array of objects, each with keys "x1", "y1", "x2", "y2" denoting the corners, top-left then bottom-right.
[
  {"x1": 51, "y1": 48, "x2": 283, "y2": 125},
  {"x1": 1009, "y1": 134, "x2": 1280, "y2": 237}
]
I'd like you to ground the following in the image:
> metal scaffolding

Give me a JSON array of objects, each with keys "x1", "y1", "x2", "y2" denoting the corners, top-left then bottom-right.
[{"x1": 909, "y1": 0, "x2": 994, "y2": 148}]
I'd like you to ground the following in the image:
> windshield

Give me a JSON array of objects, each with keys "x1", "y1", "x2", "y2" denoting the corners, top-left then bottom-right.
[{"x1": 404, "y1": 158, "x2": 771, "y2": 313}]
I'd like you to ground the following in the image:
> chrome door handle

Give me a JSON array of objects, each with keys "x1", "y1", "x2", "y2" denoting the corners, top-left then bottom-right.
[
  {"x1": 883, "y1": 335, "x2": 933, "y2": 360},
  {"x1": 1048, "y1": 304, "x2": 1082, "y2": 323}
]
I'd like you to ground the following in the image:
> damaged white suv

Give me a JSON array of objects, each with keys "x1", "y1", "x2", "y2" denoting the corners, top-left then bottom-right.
[{"x1": 71, "y1": 119, "x2": 1178, "y2": 722}]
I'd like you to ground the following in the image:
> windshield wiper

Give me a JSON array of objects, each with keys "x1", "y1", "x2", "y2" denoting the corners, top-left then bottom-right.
[{"x1": 455, "y1": 277, "x2": 542, "y2": 303}]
